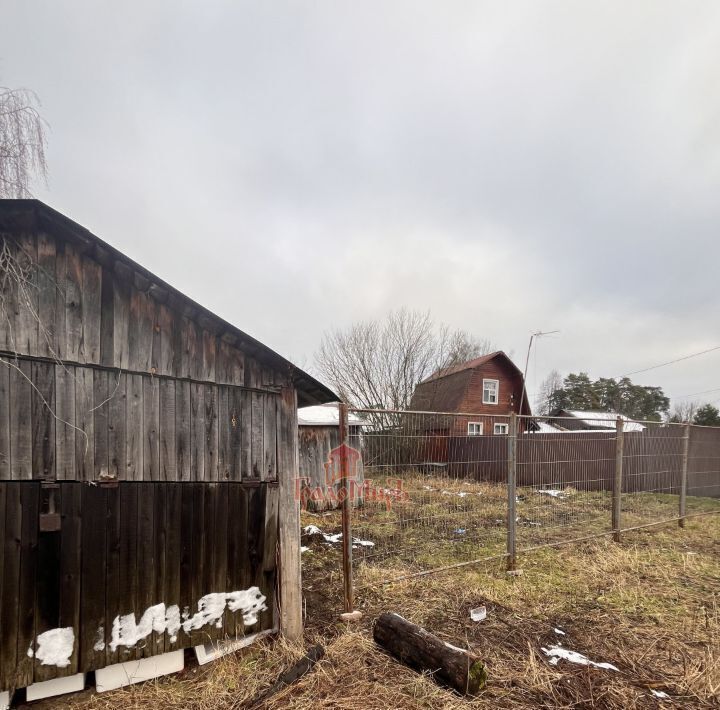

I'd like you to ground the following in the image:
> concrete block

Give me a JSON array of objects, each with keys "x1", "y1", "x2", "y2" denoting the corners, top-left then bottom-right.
[
  {"x1": 0, "y1": 690, "x2": 9, "y2": 710},
  {"x1": 95, "y1": 650, "x2": 184, "y2": 693}
]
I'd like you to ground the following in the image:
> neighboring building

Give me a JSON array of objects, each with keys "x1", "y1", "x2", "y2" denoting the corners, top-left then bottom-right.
[
  {"x1": 549, "y1": 409, "x2": 646, "y2": 432},
  {"x1": 409, "y1": 351, "x2": 531, "y2": 436},
  {"x1": 0, "y1": 200, "x2": 335, "y2": 702},
  {"x1": 297, "y1": 403, "x2": 364, "y2": 510}
]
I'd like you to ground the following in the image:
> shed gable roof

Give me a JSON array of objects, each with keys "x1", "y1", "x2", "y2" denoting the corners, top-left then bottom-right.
[{"x1": 0, "y1": 199, "x2": 336, "y2": 406}]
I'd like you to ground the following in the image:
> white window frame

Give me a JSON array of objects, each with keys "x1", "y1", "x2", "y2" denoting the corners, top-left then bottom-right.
[
  {"x1": 494, "y1": 423, "x2": 508, "y2": 435},
  {"x1": 482, "y1": 378, "x2": 499, "y2": 405},
  {"x1": 467, "y1": 422, "x2": 484, "y2": 436}
]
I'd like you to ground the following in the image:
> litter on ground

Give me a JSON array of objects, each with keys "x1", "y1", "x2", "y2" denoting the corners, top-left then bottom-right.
[{"x1": 470, "y1": 606, "x2": 487, "y2": 622}]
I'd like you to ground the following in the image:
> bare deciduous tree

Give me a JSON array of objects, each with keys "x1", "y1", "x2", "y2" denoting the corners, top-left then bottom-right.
[
  {"x1": 314, "y1": 308, "x2": 494, "y2": 410},
  {"x1": 535, "y1": 369, "x2": 563, "y2": 415},
  {"x1": 0, "y1": 86, "x2": 48, "y2": 197}
]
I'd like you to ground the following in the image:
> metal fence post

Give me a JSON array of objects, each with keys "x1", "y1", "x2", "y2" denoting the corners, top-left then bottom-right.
[
  {"x1": 339, "y1": 402, "x2": 354, "y2": 614},
  {"x1": 612, "y1": 416, "x2": 624, "y2": 542},
  {"x1": 506, "y1": 412, "x2": 517, "y2": 570},
  {"x1": 679, "y1": 423, "x2": 690, "y2": 528}
]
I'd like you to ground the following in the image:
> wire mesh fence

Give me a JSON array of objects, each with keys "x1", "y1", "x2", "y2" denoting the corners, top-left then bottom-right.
[{"x1": 321, "y1": 408, "x2": 720, "y2": 612}]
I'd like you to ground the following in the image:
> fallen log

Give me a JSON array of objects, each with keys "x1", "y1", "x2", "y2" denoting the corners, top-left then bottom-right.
[{"x1": 373, "y1": 613, "x2": 486, "y2": 696}]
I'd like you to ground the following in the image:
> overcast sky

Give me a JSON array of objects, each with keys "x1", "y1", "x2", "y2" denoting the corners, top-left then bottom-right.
[{"x1": 2, "y1": 1, "x2": 719, "y2": 408}]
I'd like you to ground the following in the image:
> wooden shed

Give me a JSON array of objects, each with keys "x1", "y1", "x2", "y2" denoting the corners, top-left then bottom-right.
[
  {"x1": 297, "y1": 403, "x2": 364, "y2": 510},
  {"x1": 0, "y1": 200, "x2": 335, "y2": 702}
]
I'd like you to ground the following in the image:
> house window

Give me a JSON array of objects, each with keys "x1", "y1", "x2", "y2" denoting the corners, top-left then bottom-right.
[
  {"x1": 494, "y1": 423, "x2": 508, "y2": 435},
  {"x1": 468, "y1": 422, "x2": 483, "y2": 436},
  {"x1": 483, "y1": 379, "x2": 499, "y2": 405}
]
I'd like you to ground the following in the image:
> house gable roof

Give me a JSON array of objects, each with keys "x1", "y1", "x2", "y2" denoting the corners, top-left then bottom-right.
[
  {"x1": 0, "y1": 199, "x2": 337, "y2": 406},
  {"x1": 420, "y1": 351, "x2": 523, "y2": 384}
]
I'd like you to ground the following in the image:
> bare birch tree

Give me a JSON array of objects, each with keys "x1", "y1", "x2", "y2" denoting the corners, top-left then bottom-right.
[
  {"x1": 314, "y1": 308, "x2": 494, "y2": 410},
  {"x1": 0, "y1": 86, "x2": 48, "y2": 197},
  {"x1": 535, "y1": 369, "x2": 563, "y2": 415}
]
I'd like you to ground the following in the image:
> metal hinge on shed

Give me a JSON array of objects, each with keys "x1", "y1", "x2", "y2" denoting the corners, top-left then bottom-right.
[{"x1": 39, "y1": 482, "x2": 61, "y2": 532}]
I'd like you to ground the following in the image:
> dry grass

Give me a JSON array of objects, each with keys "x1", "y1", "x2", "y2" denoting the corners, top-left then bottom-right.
[{"x1": 55, "y1": 511, "x2": 720, "y2": 709}]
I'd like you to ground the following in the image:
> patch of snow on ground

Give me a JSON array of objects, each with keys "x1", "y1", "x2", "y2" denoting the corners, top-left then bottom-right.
[
  {"x1": 35, "y1": 627, "x2": 75, "y2": 667},
  {"x1": 301, "y1": 546, "x2": 311, "y2": 553},
  {"x1": 536, "y1": 489, "x2": 567, "y2": 499},
  {"x1": 541, "y1": 645, "x2": 618, "y2": 671},
  {"x1": 303, "y1": 525, "x2": 323, "y2": 536},
  {"x1": 554, "y1": 628, "x2": 566, "y2": 636},
  {"x1": 304, "y1": 525, "x2": 374, "y2": 548},
  {"x1": 651, "y1": 690, "x2": 670, "y2": 699}
]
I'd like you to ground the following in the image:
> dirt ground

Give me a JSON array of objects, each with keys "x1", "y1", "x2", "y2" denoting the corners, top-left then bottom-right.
[{"x1": 49, "y1": 508, "x2": 720, "y2": 710}]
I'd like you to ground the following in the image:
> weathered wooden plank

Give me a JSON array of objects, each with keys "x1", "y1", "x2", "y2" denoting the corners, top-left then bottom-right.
[
  {"x1": 16, "y1": 482, "x2": 40, "y2": 688},
  {"x1": 241, "y1": 389, "x2": 253, "y2": 479},
  {"x1": 54, "y1": 365, "x2": 76, "y2": 480},
  {"x1": 14, "y1": 234, "x2": 38, "y2": 358},
  {"x1": 176, "y1": 380, "x2": 191, "y2": 481},
  {"x1": 9, "y1": 359, "x2": 32, "y2": 480},
  {"x1": 143, "y1": 377, "x2": 160, "y2": 480},
  {"x1": 278, "y1": 386, "x2": 302, "y2": 640},
  {"x1": 228, "y1": 388, "x2": 243, "y2": 481},
  {"x1": 152, "y1": 483, "x2": 166, "y2": 657},
  {"x1": 104, "y1": 485, "x2": 121, "y2": 667},
  {"x1": 204, "y1": 385, "x2": 219, "y2": 482},
  {"x1": 217, "y1": 387, "x2": 230, "y2": 481},
  {"x1": 117, "y1": 483, "x2": 138, "y2": 665},
  {"x1": 81, "y1": 255, "x2": 102, "y2": 364},
  {"x1": 250, "y1": 392, "x2": 264, "y2": 480},
  {"x1": 74, "y1": 366, "x2": 94, "y2": 480},
  {"x1": 112, "y1": 272, "x2": 130, "y2": 370},
  {"x1": 126, "y1": 374, "x2": 144, "y2": 481},
  {"x1": 80, "y1": 484, "x2": 106, "y2": 671},
  {"x1": 128, "y1": 291, "x2": 151, "y2": 373},
  {"x1": 52, "y1": 240, "x2": 67, "y2": 361},
  {"x1": 213, "y1": 482, "x2": 229, "y2": 596},
  {"x1": 99, "y1": 266, "x2": 115, "y2": 368},
  {"x1": 262, "y1": 485, "x2": 279, "y2": 628},
  {"x1": 58, "y1": 482, "x2": 82, "y2": 676},
  {"x1": 31, "y1": 361, "x2": 55, "y2": 480},
  {"x1": 172, "y1": 311, "x2": 186, "y2": 379},
  {"x1": 64, "y1": 243, "x2": 83, "y2": 363},
  {"x1": 36, "y1": 233, "x2": 57, "y2": 359},
  {"x1": 136, "y1": 482, "x2": 156, "y2": 659},
  {"x1": 178, "y1": 483, "x2": 194, "y2": 645},
  {"x1": 93, "y1": 369, "x2": 110, "y2": 480},
  {"x1": 0, "y1": 484, "x2": 21, "y2": 691},
  {"x1": 190, "y1": 383, "x2": 205, "y2": 481},
  {"x1": 33, "y1": 519, "x2": 61, "y2": 683},
  {"x1": 157, "y1": 304, "x2": 175, "y2": 377},
  {"x1": 159, "y1": 379, "x2": 177, "y2": 481},
  {"x1": 245, "y1": 355, "x2": 261, "y2": 390},
  {"x1": 164, "y1": 482, "x2": 182, "y2": 651},
  {"x1": 225, "y1": 483, "x2": 247, "y2": 639},
  {"x1": 188, "y1": 482, "x2": 206, "y2": 646},
  {"x1": 0, "y1": 364, "x2": 10, "y2": 479},
  {"x1": 185, "y1": 319, "x2": 202, "y2": 382},
  {"x1": 202, "y1": 331, "x2": 216, "y2": 382},
  {"x1": 108, "y1": 372, "x2": 127, "y2": 480},
  {"x1": 263, "y1": 395, "x2": 278, "y2": 481},
  {"x1": 201, "y1": 483, "x2": 216, "y2": 599}
]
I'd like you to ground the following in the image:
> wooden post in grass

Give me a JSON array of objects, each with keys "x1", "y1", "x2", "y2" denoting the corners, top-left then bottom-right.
[
  {"x1": 339, "y1": 402, "x2": 354, "y2": 614},
  {"x1": 679, "y1": 423, "x2": 690, "y2": 528},
  {"x1": 506, "y1": 412, "x2": 517, "y2": 570},
  {"x1": 612, "y1": 416, "x2": 624, "y2": 542}
]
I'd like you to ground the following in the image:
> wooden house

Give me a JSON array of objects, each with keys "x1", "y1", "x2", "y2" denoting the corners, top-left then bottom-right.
[
  {"x1": 0, "y1": 200, "x2": 335, "y2": 703},
  {"x1": 409, "y1": 351, "x2": 531, "y2": 435}
]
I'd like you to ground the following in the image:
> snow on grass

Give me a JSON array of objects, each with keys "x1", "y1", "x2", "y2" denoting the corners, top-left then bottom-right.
[{"x1": 541, "y1": 644, "x2": 618, "y2": 671}]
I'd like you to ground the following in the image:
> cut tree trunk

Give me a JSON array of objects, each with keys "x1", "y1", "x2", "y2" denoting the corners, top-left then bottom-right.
[{"x1": 373, "y1": 613, "x2": 486, "y2": 696}]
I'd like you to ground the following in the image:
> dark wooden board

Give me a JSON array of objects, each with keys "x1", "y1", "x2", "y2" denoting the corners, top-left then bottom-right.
[
  {"x1": 9, "y1": 359, "x2": 32, "y2": 480},
  {"x1": 178, "y1": 482, "x2": 194, "y2": 647},
  {"x1": 164, "y1": 482, "x2": 182, "y2": 651},
  {"x1": 188, "y1": 482, "x2": 205, "y2": 646},
  {"x1": 0, "y1": 364, "x2": 10, "y2": 478},
  {"x1": 126, "y1": 374, "x2": 144, "y2": 481},
  {"x1": 14, "y1": 234, "x2": 38, "y2": 357},
  {"x1": 16, "y1": 482, "x2": 40, "y2": 689},
  {"x1": 79, "y1": 484, "x2": 107, "y2": 672},
  {"x1": 157, "y1": 304, "x2": 174, "y2": 377},
  {"x1": 144, "y1": 377, "x2": 160, "y2": 481},
  {"x1": 81, "y1": 255, "x2": 101, "y2": 364},
  {"x1": 202, "y1": 331, "x2": 216, "y2": 382},
  {"x1": 152, "y1": 483, "x2": 167, "y2": 657},
  {"x1": 176, "y1": 380, "x2": 191, "y2": 481},
  {"x1": 263, "y1": 395, "x2": 278, "y2": 481},
  {"x1": 108, "y1": 372, "x2": 127, "y2": 480},
  {"x1": 104, "y1": 485, "x2": 121, "y2": 667},
  {"x1": 217, "y1": 387, "x2": 230, "y2": 481},
  {"x1": 136, "y1": 482, "x2": 156, "y2": 659},
  {"x1": 31, "y1": 361, "x2": 55, "y2": 480},
  {"x1": 0, "y1": 483, "x2": 21, "y2": 691},
  {"x1": 58, "y1": 482, "x2": 82, "y2": 676},
  {"x1": 159, "y1": 378, "x2": 177, "y2": 481},
  {"x1": 54, "y1": 364, "x2": 76, "y2": 480},
  {"x1": 117, "y1": 483, "x2": 138, "y2": 665},
  {"x1": 251, "y1": 392, "x2": 264, "y2": 479},
  {"x1": 36, "y1": 233, "x2": 57, "y2": 359},
  {"x1": 112, "y1": 272, "x2": 130, "y2": 370},
  {"x1": 99, "y1": 266, "x2": 115, "y2": 368},
  {"x1": 93, "y1": 369, "x2": 110, "y2": 479},
  {"x1": 33, "y1": 519, "x2": 61, "y2": 682},
  {"x1": 190, "y1": 383, "x2": 205, "y2": 481},
  {"x1": 64, "y1": 244, "x2": 83, "y2": 363},
  {"x1": 204, "y1": 385, "x2": 218, "y2": 482},
  {"x1": 74, "y1": 366, "x2": 94, "y2": 480}
]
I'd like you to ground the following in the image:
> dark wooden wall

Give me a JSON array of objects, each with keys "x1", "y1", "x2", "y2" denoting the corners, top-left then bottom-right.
[
  {"x1": 0, "y1": 359, "x2": 280, "y2": 482},
  {"x1": 0, "y1": 480, "x2": 277, "y2": 693}
]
